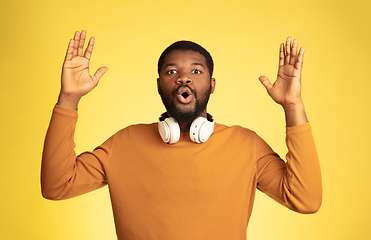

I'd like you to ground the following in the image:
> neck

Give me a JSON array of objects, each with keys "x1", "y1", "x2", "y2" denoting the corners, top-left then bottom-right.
[
  {"x1": 179, "y1": 122, "x2": 192, "y2": 132},
  {"x1": 177, "y1": 110, "x2": 208, "y2": 132}
]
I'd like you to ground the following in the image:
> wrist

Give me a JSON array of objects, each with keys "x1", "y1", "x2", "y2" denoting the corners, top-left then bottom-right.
[
  {"x1": 283, "y1": 101, "x2": 308, "y2": 127},
  {"x1": 57, "y1": 92, "x2": 81, "y2": 110},
  {"x1": 282, "y1": 100, "x2": 305, "y2": 112}
]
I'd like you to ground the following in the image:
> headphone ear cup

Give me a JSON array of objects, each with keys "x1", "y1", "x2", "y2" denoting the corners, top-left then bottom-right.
[
  {"x1": 189, "y1": 117, "x2": 215, "y2": 143},
  {"x1": 158, "y1": 117, "x2": 180, "y2": 144}
]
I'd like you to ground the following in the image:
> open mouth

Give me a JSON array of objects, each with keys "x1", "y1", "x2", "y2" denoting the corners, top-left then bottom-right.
[
  {"x1": 177, "y1": 86, "x2": 193, "y2": 104},
  {"x1": 181, "y1": 91, "x2": 189, "y2": 99}
]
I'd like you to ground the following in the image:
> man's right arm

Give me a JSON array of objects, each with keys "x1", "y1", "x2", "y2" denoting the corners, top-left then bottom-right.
[{"x1": 41, "y1": 31, "x2": 109, "y2": 199}]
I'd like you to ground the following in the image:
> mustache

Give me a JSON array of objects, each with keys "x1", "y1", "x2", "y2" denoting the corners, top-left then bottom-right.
[{"x1": 172, "y1": 84, "x2": 197, "y2": 97}]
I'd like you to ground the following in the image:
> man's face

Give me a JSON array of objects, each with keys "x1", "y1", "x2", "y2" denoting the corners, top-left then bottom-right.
[{"x1": 157, "y1": 50, "x2": 216, "y2": 123}]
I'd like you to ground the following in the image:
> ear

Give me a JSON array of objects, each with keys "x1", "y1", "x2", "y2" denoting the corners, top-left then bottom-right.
[
  {"x1": 157, "y1": 78, "x2": 160, "y2": 94},
  {"x1": 210, "y1": 78, "x2": 216, "y2": 94}
]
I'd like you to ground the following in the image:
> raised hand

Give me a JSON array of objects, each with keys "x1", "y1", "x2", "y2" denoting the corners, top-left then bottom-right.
[
  {"x1": 58, "y1": 30, "x2": 108, "y2": 110},
  {"x1": 259, "y1": 37, "x2": 308, "y2": 127},
  {"x1": 259, "y1": 37, "x2": 304, "y2": 108}
]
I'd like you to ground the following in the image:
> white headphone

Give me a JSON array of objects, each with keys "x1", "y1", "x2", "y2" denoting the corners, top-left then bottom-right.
[{"x1": 158, "y1": 113, "x2": 215, "y2": 144}]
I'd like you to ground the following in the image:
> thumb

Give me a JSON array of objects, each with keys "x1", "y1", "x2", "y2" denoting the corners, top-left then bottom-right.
[
  {"x1": 92, "y1": 66, "x2": 109, "y2": 82},
  {"x1": 258, "y1": 75, "x2": 273, "y2": 91}
]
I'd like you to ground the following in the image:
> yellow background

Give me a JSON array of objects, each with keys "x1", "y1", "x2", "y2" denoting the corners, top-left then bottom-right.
[{"x1": 1, "y1": 0, "x2": 370, "y2": 239}]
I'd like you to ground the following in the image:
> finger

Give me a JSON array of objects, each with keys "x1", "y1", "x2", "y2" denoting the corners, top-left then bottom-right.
[
  {"x1": 279, "y1": 43, "x2": 284, "y2": 67},
  {"x1": 72, "y1": 31, "x2": 80, "y2": 57},
  {"x1": 285, "y1": 37, "x2": 291, "y2": 65},
  {"x1": 91, "y1": 66, "x2": 109, "y2": 83},
  {"x1": 64, "y1": 39, "x2": 74, "y2": 62},
  {"x1": 259, "y1": 75, "x2": 273, "y2": 91},
  {"x1": 78, "y1": 30, "x2": 86, "y2": 56},
  {"x1": 84, "y1": 37, "x2": 95, "y2": 60},
  {"x1": 295, "y1": 47, "x2": 305, "y2": 70},
  {"x1": 289, "y1": 39, "x2": 298, "y2": 65}
]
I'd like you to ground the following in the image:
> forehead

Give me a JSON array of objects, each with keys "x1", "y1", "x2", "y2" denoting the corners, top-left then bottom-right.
[{"x1": 162, "y1": 50, "x2": 207, "y2": 67}]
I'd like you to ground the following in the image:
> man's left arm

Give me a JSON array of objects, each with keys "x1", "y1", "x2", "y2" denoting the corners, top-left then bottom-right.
[{"x1": 257, "y1": 37, "x2": 322, "y2": 212}]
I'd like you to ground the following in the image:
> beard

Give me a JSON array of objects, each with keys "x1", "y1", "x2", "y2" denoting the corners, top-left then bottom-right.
[{"x1": 159, "y1": 84, "x2": 212, "y2": 123}]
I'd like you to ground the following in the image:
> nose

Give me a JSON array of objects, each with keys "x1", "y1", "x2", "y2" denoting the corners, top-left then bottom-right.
[{"x1": 177, "y1": 72, "x2": 192, "y2": 85}]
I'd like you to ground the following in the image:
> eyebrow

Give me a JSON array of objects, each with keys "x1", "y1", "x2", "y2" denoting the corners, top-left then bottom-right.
[
  {"x1": 163, "y1": 62, "x2": 206, "y2": 69},
  {"x1": 191, "y1": 62, "x2": 206, "y2": 68}
]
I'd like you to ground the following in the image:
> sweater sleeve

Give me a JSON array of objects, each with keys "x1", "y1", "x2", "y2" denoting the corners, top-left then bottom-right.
[
  {"x1": 41, "y1": 105, "x2": 111, "y2": 200},
  {"x1": 255, "y1": 122, "x2": 322, "y2": 213}
]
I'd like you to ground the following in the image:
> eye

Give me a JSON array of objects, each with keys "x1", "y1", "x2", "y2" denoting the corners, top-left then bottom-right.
[
  {"x1": 166, "y1": 69, "x2": 177, "y2": 75},
  {"x1": 192, "y1": 69, "x2": 202, "y2": 74}
]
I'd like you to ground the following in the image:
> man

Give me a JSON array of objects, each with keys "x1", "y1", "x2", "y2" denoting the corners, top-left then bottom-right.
[{"x1": 41, "y1": 30, "x2": 322, "y2": 239}]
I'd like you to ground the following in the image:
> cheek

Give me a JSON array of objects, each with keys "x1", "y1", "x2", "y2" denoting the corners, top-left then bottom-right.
[
  {"x1": 158, "y1": 83, "x2": 174, "y2": 100},
  {"x1": 197, "y1": 82, "x2": 212, "y2": 94}
]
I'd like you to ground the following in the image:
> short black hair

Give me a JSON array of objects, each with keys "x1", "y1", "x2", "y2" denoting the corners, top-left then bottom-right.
[{"x1": 157, "y1": 40, "x2": 214, "y2": 78}]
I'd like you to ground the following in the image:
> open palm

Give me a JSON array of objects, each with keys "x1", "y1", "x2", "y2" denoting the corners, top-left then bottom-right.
[
  {"x1": 61, "y1": 31, "x2": 108, "y2": 100},
  {"x1": 259, "y1": 38, "x2": 304, "y2": 108}
]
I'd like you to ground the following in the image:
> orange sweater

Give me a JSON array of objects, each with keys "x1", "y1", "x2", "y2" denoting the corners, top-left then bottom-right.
[{"x1": 41, "y1": 105, "x2": 322, "y2": 240}]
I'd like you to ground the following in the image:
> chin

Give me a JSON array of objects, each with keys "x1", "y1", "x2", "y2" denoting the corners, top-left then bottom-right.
[{"x1": 170, "y1": 106, "x2": 204, "y2": 123}]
